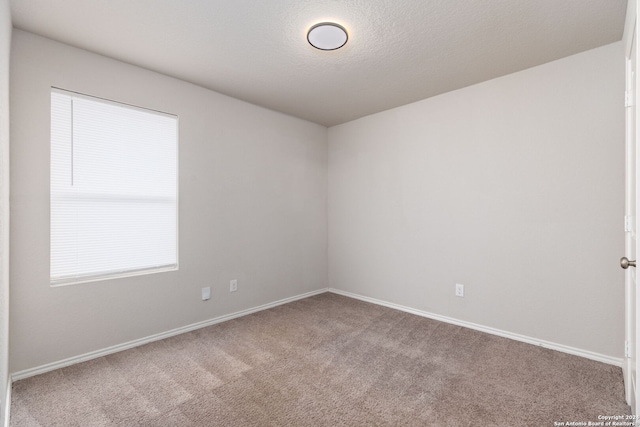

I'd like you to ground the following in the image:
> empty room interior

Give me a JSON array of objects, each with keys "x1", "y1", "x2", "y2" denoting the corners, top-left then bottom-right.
[{"x1": 1, "y1": 0, "x2": 639, "y2": 425}]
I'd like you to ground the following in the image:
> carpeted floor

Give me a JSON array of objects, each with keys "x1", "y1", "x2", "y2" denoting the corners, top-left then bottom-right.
[{"x1": 10, "y1": 293, "x2": 631, "y2": 426}]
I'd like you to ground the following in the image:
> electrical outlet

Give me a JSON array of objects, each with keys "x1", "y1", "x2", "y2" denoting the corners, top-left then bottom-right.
[
  {"x1": 201, "y1": 287, "x2": 211, "y2": 301},
  {"x1": 230, "y1": 279, "x2": 238, "y2": 292},
  {"x1": 455, "y1": 283, "x2": 464, "y2": 297}
]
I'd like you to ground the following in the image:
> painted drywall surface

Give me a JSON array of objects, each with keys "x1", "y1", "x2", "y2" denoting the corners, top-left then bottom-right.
[
  {"x1": 9, "y1": 0, "x2": 628, "y2": 127},
  {"x1": 328, "y1": 42, "x2": 625, "y2": 358},
  {"x1": 0, "y1": 0, "x2": 9, "y2": 419},
  {"x1": 9, "y1": 30, "x2": 328, "y2": 372}
]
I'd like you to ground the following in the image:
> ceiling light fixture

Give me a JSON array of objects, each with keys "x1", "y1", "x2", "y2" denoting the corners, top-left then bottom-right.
[{"x1": 307, "y1": 22, "x2": 348, "y2": 51}]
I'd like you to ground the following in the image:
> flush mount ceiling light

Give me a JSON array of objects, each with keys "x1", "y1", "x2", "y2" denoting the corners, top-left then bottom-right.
[{"x1": 307, "y1": 22, "x2": 348, "y2": 51}]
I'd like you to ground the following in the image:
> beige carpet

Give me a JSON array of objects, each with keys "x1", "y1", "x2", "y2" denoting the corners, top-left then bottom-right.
[{"x1": 10, "y1": 293, "x2": 630, "y2": 426}]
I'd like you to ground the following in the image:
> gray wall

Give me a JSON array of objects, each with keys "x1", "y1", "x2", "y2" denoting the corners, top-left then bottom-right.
[
  {"x1": 8, "y1": 28, "x2": 626, "y2": 373},
  {"x1": 10, "y1": 30, "x2": 328, "y2": 372},
  {"x1": 0, "y1": 0, "x2": 10, "y2": 422},
  {"x1": 328, "y1": 42, "x2": 625, "y2": 358}
]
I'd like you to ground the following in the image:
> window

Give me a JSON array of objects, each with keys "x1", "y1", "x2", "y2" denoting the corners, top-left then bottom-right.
[{"x1": 50, "y1": 88, "x2": 178, "y2": 285}]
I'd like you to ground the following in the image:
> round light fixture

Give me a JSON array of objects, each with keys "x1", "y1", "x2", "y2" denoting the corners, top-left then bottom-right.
[{"x1": 307, "y1": 22, "x2": 348, "y2": 51}]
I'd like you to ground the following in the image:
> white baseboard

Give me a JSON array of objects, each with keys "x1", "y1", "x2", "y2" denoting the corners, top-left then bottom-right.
[
  {"x1": 11, "y1": 286, "x2": 622, "y2": 383},
  {"x1": 328, "y1": 288, "x2": 623, "y2": 367},
  {"x1": 11, "y1": 288, "x2": 328, "y2": 382},
  {"x1": 3, "y1": 378, "x2": 10, "y2": 427}
]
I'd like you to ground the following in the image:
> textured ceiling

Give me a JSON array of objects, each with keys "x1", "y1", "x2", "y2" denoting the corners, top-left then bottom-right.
[{"x1": 10, "y1": 0, "x2": 628, "y2": 127}]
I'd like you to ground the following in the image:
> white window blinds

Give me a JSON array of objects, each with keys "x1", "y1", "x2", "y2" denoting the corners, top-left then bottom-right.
[{"x1": 51, "y1": 89, "x2": 178, "y2": 285}]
